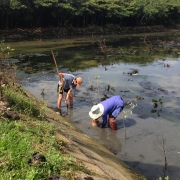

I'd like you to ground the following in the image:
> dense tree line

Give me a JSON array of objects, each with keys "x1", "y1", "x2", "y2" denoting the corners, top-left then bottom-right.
[{"x1": 0, "y1": 0, "x2": 180, "y2": 30}]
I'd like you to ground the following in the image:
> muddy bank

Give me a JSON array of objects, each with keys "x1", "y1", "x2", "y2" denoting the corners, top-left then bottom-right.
[
  {"x1": 0, "y1": 25, "x2": 173, "y2": 42},
  {"x1": 44, "y1": 105, "x2": 146, "y2": 180}
]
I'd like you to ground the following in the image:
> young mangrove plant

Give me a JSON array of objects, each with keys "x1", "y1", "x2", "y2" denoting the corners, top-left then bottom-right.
[
  {"x1": 151, "y1": 97, "x2": 163, "y2": 116},
  {"x1": 121, "y1": 102, "x2": 138, "y2": 140},
  {"x1": 155, "y1": 122, "x2": 168, "y2": 179}
]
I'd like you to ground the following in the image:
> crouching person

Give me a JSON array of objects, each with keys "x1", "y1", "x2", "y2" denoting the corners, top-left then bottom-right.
[{"x1": 89, "y1": 96, "x2": 124, "y2": 130}]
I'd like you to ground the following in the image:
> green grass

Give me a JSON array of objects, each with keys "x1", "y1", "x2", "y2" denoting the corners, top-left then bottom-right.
[
  {"x1": 0, "y1": 119, "x2": 88, "y2": 179},
  {"x1": 0, "y1": 84, "x2": 93, "y2": 180},
  {"x1": 2, "y1": 85, "x2": 46, "y2": 119}
]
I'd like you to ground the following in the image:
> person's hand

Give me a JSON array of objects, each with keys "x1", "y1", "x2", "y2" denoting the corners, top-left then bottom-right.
[{"x1": 65, "y1": 99, "x2": 68, "y2": 104}]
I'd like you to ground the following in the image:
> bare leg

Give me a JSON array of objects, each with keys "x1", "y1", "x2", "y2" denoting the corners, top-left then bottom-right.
[
  {"x1": 57, "y1": 94, "x2": 63, "y2": 109},
  {"x1": 108, "y1": 117, "x2": 118, "y2": 130},
  {"x1": 69, "y1": 92, "x2": 73, "y2": 107}
]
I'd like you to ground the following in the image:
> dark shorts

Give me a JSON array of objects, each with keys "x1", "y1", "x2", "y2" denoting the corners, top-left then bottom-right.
[{"x1": 57, "y1": 84, "x2": 70, "y2": 94}]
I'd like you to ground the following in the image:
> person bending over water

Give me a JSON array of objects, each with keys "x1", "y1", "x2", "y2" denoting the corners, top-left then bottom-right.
[
  {"x1": 57, "y1": 73, "x2": 83, "y2": 109},
  {"x1": 89, "y1": 95, "x2": 124, "y2": 130}
]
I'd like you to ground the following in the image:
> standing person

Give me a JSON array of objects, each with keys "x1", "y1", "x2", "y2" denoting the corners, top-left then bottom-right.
[
  {"x1": 89, "y1": 95, "x2": 124, "y2": 130},
  {"x1": 57, "y1": 72, "x2": 83, "y2": 109}
]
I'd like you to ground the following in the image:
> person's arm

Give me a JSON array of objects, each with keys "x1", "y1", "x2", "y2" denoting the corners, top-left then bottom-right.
[
  {"x1": 100, "y1": 114, "x2": 107, "y2": 128},
  {"x1": 65, "y1": 87, "x2": 72, "y2": 104},
  {"x1": 58, "y1": 73, "x2": 64, "y2": 86},
  {"x1": 112, "y1": 107, "x2": 123, "y2": 118}
]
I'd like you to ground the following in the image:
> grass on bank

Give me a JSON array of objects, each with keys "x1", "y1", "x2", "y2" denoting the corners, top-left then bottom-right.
[{"x1": 0, "y1": 82, "x2": 93, "y2": 180}]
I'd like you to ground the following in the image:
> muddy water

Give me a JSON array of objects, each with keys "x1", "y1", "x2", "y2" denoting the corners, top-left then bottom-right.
[{"x1": 10, "y1": 32, "x2": 180, "y2": 180}]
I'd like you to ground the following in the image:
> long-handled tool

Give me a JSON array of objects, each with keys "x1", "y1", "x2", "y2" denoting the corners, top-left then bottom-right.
[
  {"x1": 51, "y1": 51, "x2": 60, "y2": 77},
  {"x1": 51, "y1": 51, "x2": 68, "y2": 108}
]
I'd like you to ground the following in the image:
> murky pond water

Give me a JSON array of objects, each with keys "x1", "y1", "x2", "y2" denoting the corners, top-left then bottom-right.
[{"x1": 7, "y1": 32, "x2": 180, "y2": 180}]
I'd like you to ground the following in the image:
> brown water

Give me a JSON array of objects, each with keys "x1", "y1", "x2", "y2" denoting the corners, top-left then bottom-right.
[{"x1": 8, "y1": 32, "x2": 180, "y2": 180}]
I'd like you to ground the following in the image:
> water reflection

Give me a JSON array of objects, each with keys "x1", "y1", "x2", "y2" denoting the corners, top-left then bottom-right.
[
  {"x1": 4, "y1": 32, "x2": 180, "y2": 73},
  {"x1": 98, "y1": 129, "x2": 122, "y2": 155}
]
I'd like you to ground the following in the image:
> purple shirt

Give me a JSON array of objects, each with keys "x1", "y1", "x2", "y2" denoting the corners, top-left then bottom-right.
[{"x1": 100, "y1": 96, "x2": 124, "y2": 127}]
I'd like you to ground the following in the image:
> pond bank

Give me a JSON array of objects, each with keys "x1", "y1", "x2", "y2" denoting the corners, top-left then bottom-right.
[
  {"x1": 44, "y1": 104, "x2": 146, "y2": 180},
  {"x1": 0, "y1": 25, "x2": 177, "y2": 42}
]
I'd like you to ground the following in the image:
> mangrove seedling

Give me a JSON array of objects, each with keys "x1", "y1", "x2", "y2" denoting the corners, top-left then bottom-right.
[{"x1": 151, "y1": 97, "x2": 163, "y2": 116}]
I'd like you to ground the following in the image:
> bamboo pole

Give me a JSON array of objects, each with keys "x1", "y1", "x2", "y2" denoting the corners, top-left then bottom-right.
[
  {"x1": 51, "y1": 50, "x2": 63, "y2": 84},
  {"x1": 51, "y1": 51, "x2": 67, "y2": 108},
  {"x1": 51, "y1": 51, "x2": 60, "y2": 77}
]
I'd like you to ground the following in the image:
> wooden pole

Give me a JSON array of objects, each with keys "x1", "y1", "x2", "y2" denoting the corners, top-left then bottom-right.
[
  {"x1": 51, "y1": 51, "x2": 60, "y2": 77},
  {"x1": 51, "y1": 51, "x2": 67, "y2": 108}
]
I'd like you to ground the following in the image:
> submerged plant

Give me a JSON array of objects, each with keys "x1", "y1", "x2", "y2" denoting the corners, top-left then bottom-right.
[
  {"x1": 89, "y1": 76, "x2": 100, "y2": 91},
  {"x1": 151, "y1": 97, "x2": 163, "y2": 116},
  {"x1": 88, "y1": 75, "x2": 116, "y2": 104},
  {"x1": 88, "y1": 76, "x2": 101, "y2": 103},
  {"x1": 97, "y1": 38, "x2": 114, "y2": 56},
  {"x1": 152, "y1": 97, "x2": 163, "y2": 108}
]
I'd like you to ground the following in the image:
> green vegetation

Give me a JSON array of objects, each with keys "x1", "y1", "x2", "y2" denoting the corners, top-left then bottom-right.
[
  {"x1": 0, "y1": 71, "x2": 93, "y2": 179},
  {"x1": 151, "y1": 97, "x2": 164, "y2": 116},
  {"x1": 0, "y1": 0, "x2": 180, "y2": 29},
  {"x1": 157, "y1": 176, "x2": 169, "y2": 180},
  {"x1": 0, "y1": 119, "x2": 75, "y2": 179},
  {"x1": 0, "y1": 40, "x2": 14, "y2": 59},
  {"x1": 2, "y1": 85, "x2": 46, "y2": 119}
]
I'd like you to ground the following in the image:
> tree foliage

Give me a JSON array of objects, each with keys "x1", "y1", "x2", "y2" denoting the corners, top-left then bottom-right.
[{"x1": 0, "y1": 0, "x2": 180, "y2": 29}]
